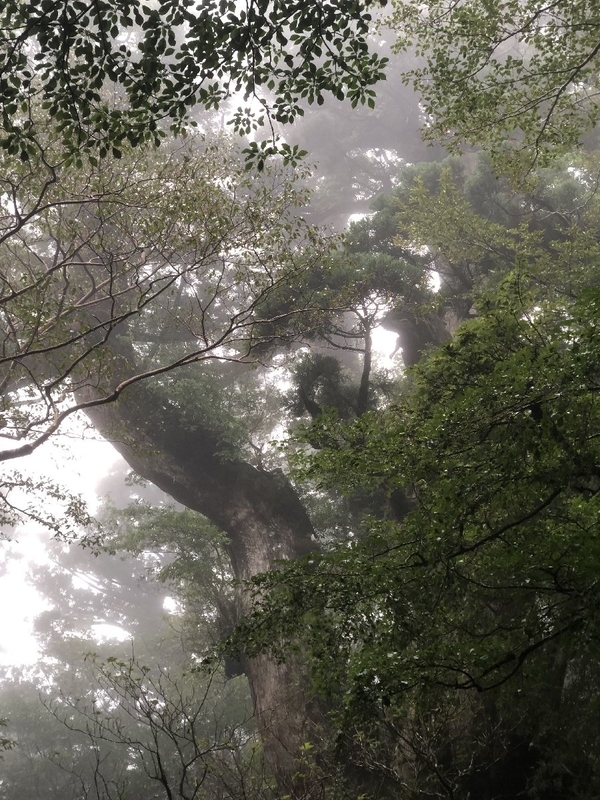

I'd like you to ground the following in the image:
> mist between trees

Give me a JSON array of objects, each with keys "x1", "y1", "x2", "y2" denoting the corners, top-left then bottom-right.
[{"x1": 2, "y1": 2, "x2": 600, "y2": 798}]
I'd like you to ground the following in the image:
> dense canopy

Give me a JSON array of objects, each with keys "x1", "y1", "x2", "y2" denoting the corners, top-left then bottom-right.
[
  {"x1": 2, "y1": 3, "x2": 600, "y2": 800},
  {"x1": 389, "y1": 0, "x2": 600, "y2": 173},
  {"x1": 0, "y1": 0, "x2": 387, "y2": 164}
]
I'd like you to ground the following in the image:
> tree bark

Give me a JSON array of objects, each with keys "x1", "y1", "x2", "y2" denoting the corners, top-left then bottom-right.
[{"x1": 85, "y1": 380, "x2": 321, "y2": 795}]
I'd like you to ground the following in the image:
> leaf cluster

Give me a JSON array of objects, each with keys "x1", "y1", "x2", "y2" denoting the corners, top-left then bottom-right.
[
  {"x1": 388, "y1": 0, "x2": 600, "y2": 176},
  {"x1": 233, "y1": 278, "x2": 600, "y2": 794},
  {"x1": 0, "y1": 0, "x2": 388, "y2": 161}
]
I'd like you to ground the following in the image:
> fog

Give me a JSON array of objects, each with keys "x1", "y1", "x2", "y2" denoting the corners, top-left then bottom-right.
[{"x1": 1, "y1": 4, "x2": 599, "y2": 798}]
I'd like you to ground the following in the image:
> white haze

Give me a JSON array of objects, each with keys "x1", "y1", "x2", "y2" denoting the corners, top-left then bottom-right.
[{"x1": 0, "y1": 421, "x2": 123, "y2": 665}]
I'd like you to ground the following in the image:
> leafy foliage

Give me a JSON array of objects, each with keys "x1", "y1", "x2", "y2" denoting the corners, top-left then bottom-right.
[
  {"x1": 101, "y1": 503, "x2": 236, "y2": 649},
  {"x1": 218, "y1": 148, "x2": 600, "y2": 795},
  {"x1": 388, "y1": 0, "x2": 600, "y2": 175},
  {"x1": 0, "y1": 128, "x2": 331, "y2": 534},
  {"x1": 46, "y1": 653, "x2": 265, "y2": 800},
  {"x1": 8, "y1": 2, "x2": 600, "y2": 793},
  {"x1": 233, "y1": 283, "x2": 600, "y2": 795},
  {"x1": 0, "y1": 0, "x2": 388, "y2": 162}
]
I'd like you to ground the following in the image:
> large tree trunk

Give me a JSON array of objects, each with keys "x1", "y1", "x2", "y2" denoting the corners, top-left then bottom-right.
[{"x1": 85, "y1": 380, "x2": 321, "y2": 795}]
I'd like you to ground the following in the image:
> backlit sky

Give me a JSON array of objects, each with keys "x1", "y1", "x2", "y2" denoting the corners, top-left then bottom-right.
[{"x1": 0, "y1": 422, "x2": 123, "y2": 665}]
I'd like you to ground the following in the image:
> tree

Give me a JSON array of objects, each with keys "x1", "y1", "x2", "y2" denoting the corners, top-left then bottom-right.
[
  {"x1": 45, "y1": 653, "x2": 266, "y2": 800},
  {"x1": 0, "y1": 628, "x2": 265, "y2": 800},
  {"x1": 0, "y1": 110, "x2": 394, "y2": 791},
  {"x1": 0, "y1": 130, "x2": 328, "y2": 530},
  {"x1": 0, "y1": 122, "x2": 341, "y2": 792},
  {"x1": 0, "y1": 487, "x2": 269, "y2": 800},
  {"x1": 228, "y1": 159, "x2": 600, "y2": 797},
  {"x1": 388, "y1": 0, "x2": 600, "y2": 175},
  {"x1": 10, "y1": 139, "x2": 600, "y2": 796},
  {"x1": 0, "y1": 0, "x2": 388, "y2": 162},
  {"x1": 234, "y1": 287, "x2": 600, "y2": 797},
  {"x1": 77, "y1": 151, "x2": 600, "y2": 795}
]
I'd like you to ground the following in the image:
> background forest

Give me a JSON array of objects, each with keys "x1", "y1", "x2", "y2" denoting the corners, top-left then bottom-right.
[{"x1": 1, "y1": 1, "x2": 600, "y2": 798}]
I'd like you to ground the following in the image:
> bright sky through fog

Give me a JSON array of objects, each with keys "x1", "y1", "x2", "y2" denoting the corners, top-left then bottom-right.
[
  {"x1": 372, "y1": 325, "x2": 400, "y2": 368},
  {"x1": 0, "y1": 419, "x2": 123, "y2": 666}
]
